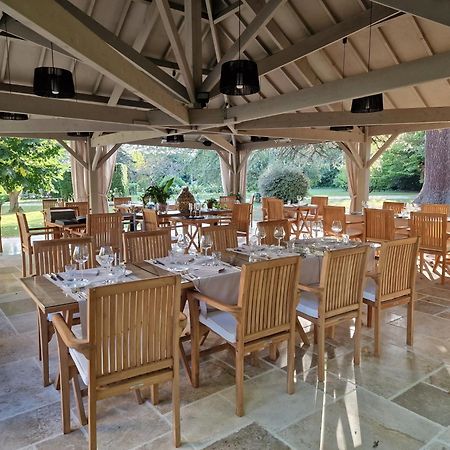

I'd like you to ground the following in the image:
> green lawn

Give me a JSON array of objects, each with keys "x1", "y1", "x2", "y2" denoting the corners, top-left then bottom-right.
[{"x1": 1, "y1": 190, "x2": 419, "y2": 239}]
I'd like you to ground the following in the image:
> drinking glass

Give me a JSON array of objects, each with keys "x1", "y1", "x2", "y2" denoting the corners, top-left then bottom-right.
[
  {"x1": 331, "y1": 220, "x2": 343, "y2": 236},
  {"x1": 177, "y1": 234, "x2": 189, "y2": 253},
  {"x1": 297, "y1": 196, "x2": 302, "y2": 206},
  {"x1": 255, "y1": 226, "x2": 266, "y2": 246},
  {"x1": 97, "y1": 246, "x2": 114, "y2": 272},
  {"x1": 361, "y1": 201, "x2": 368, "y2": 209},
  {"x1": 312, "y1": 220, "x2": 323, "y2": 238},
  {"x1": 188, "y1": 203, "x2": 194, "y2": 217},
  {"x1": 111, "y1": 261, "x2": 127, "y2": 283},
  {"x1": 273, "y1": 226, "x2": 285, "y2": 247},
  {"x1": 64, "y1": 264, "x2": 77, "y2": 282},
  {"x1": 73, "y1": 243, "x2": 89, "y2": 278},
  {"x1": 200, "y1": 234, "x2": 212, "y2": 256},
  {"x1": 212, "y1": 251, "x2": 222, "y2": 266}
]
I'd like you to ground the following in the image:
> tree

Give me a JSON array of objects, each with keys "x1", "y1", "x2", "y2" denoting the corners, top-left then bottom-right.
[
  {"x1": 0, "y1": 138, "x2": 66, "y2": 212},
  {"x1": 259, "y1": 166, "x2": 309, "y2": 202},
  {"x1": 52, "y1": 170, "x2": 73, "y2": 201},
  {"x1": 371, "y1": 132, "x2": 424, "y2": 191},
  {"x1": 110, "y1": 163, "x2": 129, "y2": 198}
]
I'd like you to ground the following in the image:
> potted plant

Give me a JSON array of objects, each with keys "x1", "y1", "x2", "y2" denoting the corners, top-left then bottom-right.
[
  {"x1": 205, "y1": 197, "x2": 219, "y2": 209},
  {"x1": 142, "y1": 178, "x2": 174, "y2": 211}
]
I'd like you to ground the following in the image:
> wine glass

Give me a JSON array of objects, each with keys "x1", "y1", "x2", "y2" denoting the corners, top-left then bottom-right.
[
  {"x1": 97, "y1": 246, "x2": 114, "y2": 275},
  {"x1": 200, "y1": 234, "x2": 212, "y2": 256},
  {"x1": 188, "y1": 203, "x2": 194, "y2": 217},
  {"x1": 312, "y1": 220, "x2": 323, "y2": 238},
  {"x1": 273, "y1": 225, "x2": 285, "y2": 248},
  {"x1": 177, "y1": 234, "x2": 189, "y2": 253},
  {"x1": 297, "y1": 196, "x2": 302, "y2": 206},
  {"x1": 73, "y1": 243, "x2": 89, "y2": 279},
  {"x1": 255, "y1": 226, "x2": 266, "y2": 246},
  {"x1": 331, "y1": 220, "x2": 343, "y2": 236}
]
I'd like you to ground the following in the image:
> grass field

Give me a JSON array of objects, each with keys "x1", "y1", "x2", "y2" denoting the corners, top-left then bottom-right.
[{"x1": 0, "y1": 189, "x2": 419, "y2": 239}]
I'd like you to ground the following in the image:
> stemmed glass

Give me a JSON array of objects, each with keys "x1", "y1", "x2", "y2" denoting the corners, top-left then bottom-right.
[
  {"x1": 73, "y1": 243, "x2": 89, "y2": 280},
  {"x1": 312, "y1": 220, "x2": 323, "y2": 238},
  {"x1": 188, "y1": 203, "x2": 194, "y2": 217},
  {"x1": 200, "y1": 235, "x2": 212, "y2": 256},
  {"x1": 177, "y1": 234, "x2": 189, "y2": 254},
  {"x1": 97, "y1": 246, "x2": 115, "y2": 278},
  {"x1": 274, "y1": 226, "x2": 285, "y2": 248},
  {"x1": 331, "y1": 220, "x2": 343, "y2": 236},
  {"x1": 255, "y1": 225, "x2": 266, "y2": 246}
]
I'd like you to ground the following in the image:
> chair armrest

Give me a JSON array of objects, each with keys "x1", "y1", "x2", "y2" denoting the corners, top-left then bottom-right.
[
  {"x1": 187, "y1": 290, "x2": 241, "y2": 315},
  {"x1": 298, "y1": 283, "x2": 323, "y2": 295},
  {"x1": 70, "y1": 230, "x2": 85, "y2": 237},
  {"x1": 366, "y1": 271, "x2": 379, "y2": 282},
  {"x1": 52, "y1": 314, "x2": 91, "y2": 357}
]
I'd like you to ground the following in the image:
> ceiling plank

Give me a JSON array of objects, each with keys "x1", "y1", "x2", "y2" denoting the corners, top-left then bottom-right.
[
  {"x1": 372, "y1": 0, "x2": 450, "y2": 28},
  {"x1": 257, "y1": 5, "x2": 396, "y2": 76},
  {"x1": 213, "y1": 1, "x2": 241, "y2": 24},
  {"x1": 201, "y1": 0, "x2": 287, "y2": 92},
  {"x1": 227, "y1": 50, "x2": 450, "y2": 123},
  {"x1": 156, "y1": 0, "x2": 196, "y2": 103},
  {"x1": 91, "y1": 130, "x2": 165, "y2": 147},
  {"x1": 238, "y1": 107, "x2": 450, "y2": 129},
  {"x1": 0, "y1": 0, "x2": 190, "y2": 123},
  {"x1": 368, "y1": 122, "x2": 450, "y2": 136}
]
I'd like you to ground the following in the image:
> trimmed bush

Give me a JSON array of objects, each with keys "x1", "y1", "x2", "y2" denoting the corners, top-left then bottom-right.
[{"x1": 258, "y1": 166, "x2": 309, "y2": 202}]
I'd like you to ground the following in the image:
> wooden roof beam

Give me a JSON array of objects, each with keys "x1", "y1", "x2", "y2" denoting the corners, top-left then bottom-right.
[
  {"x1": 372, "y1": 0, "x2": 450, "y2": 28},
  {"x1": 0, "y1": 0, "x2": 190, "y2": 124}
]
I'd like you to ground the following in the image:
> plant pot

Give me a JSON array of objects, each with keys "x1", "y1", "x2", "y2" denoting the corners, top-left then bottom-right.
[{"x1": 157, "y1": 203, "x2": 167, "y2": 213}]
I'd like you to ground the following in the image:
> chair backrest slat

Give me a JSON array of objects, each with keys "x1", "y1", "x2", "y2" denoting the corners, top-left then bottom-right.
[
  {"x1": 377, "y1": 237, "x2": 419, "y2": 300},
  {"x1": 65, "y1": 201, "x2": 89, "y2": 216},
  {"x1": 364, "y1": 208, "x2": 395, "y2": 241},
  {"x1": 88, "y1": 276, "x2": 180, "y2": 384},
  {"x1": 311, "y1": 196, "x2": 328, "y2": 217},
  {"x1": 42, "y1": 198, "x2": 59, "y2": 210},
  {"x1": 219, "y1": 195, "x2": 236, "y2": 210},
  {"x1": 320, "y1": 246, "x2": 369, "y2": 317},
  {"x1": 86, "y1": 213, "x2": 122, "y2": 253},
  {"x1": 231, "y1": 203, "x2": 251, "y2": 233},
  {"x1": 261, "y1": 197, "x2": 277, "y2": 220},
  {"x1": 237, "y1": 256, "x2": 300, "y2": 342},
  {"x1": 142, "y1": 208, "x2": 159, "y2": 231},
  {"x1": 256, "y1": 219, "x2": 290, "y2": 245},
  {"x1": 382, "y1": 201, "x2": 405, "y2": 214},
  {"x1": 410, "y1": 212, "x2": 446, "y2": 251},
  {"x1": 266, "y1": 198, "x2": 284, "y2": 220},
  {"x1": 200, "y1": 225, "x2": 238, "y2": 252},
  {"x1": 34, "y1": 237, "x2": 94, "y2": 275},
  {"x1": 123, "y1": 229, "x2": 171, "y2": 263},
  {"x1": 421, "y1": 203, "x2": 449, "y2": 215},
  {"x1": 323, "y1": 206, "x2": 346, "y2": 235}
]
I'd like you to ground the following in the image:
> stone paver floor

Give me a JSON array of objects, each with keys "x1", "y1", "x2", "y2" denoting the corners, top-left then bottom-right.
[{"x1": 0, "y1": 242, "x2": 449, "y2": 449}]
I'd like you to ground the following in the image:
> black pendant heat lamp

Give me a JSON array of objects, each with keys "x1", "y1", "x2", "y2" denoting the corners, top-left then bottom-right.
[
  {"x1": 33, "y1": 44, "x2": 75, "y2": 98},
  {"x1": 67, "y1": 132, "x2": 92, "y2": 138},
  {"x1": 0, "y1": 18, "x2": 28, "y2": 121},
  {"x1": 219, "y1": 2, "x2": 259, "y2": 96},
  {"x1": 166, "y1": 133, "x2": 184, "y2": 144},
  {"x1": 351, "y1": 2, "x2": 383, "y2": 113}
]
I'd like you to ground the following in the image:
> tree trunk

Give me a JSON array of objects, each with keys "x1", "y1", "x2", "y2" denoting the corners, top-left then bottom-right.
[
  {"x1": 8, "y1": 191, "x2": 21, "y2": 213},
  {"x1": 414, "y1": 129, "x2": 450, "y2": 204}
]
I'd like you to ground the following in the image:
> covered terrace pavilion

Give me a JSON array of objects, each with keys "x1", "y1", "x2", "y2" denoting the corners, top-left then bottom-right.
[{"x1": 0, "y1": 1, "x2": 449, "y2": 449}]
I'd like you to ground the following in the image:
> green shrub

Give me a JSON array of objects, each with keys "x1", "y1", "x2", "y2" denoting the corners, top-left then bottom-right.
[{"x1": 258, "y1": 167, "x2": 309, "y2": 202}]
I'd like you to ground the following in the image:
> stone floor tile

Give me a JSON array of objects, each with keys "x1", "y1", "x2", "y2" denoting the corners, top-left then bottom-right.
[
  {"x1": 167, "y1": 394, "x2": 252, "y2": 449},
  {"x1": 204, "y1": 423, "x2": 290, "y2": 450},
  {"x1": 422, "y1": 441, "x2": 450, "y2": 450},
  {"x1": 0, "y1": 313, "x2": 16, "y2": 339},
  {"x1": 278, "y1": 387, "x2": 443, "y2": 450},
  {"x1": 0, "y1": 402, "x2": 75, "y2": 449},
  {"x1": 8, "y1": 311, "x2": 37, "y2": 334},
  {"x1": 426, "y1": 366, "x2": 450, "y2": 392},
  {"x1": 437, "y1": 310, "x2": 450, "y2": 320},
  {"x1": 134, "y1": 431, "x2": 194, "y2": 449},
  {"x1": 393, "y1": 382, "x2": 450, "y2": 426},
  {"x1": 326, "y1": 342, "x2": 442, "y2": 398},
  {"x1": 439, "y1": 427, "x2": 450, "y2": 444},
  {"x1": 0, "y1": 357, "x2": 60, "y2": 420},
  {"x1": 417, "y1": 288, "x2": 450, "y2": 303},
  {"x1": 0, "y1": 297, "x2": 35, "y2": 317},
  {"x1": 0, "y1": 333, "x2": 36, "y2": 365},
  {"x1": 219, "y1": 369, "x2": 327, "y2": 432},
  {"x1": 390, "y1": 311, "x2": 450, "y2": 341},
  {"x1": 0, "y1": 290, "x2": 33, "y2": 304},
  {"x1": 415, "y1": 300, "x2": 448, "y2": 315},
  {"x1": 151, "y1": 359, "x2": 236, "y2": 415},
  {"x1": 35, "y1": 429, "x2": 88, "y2": 449}
]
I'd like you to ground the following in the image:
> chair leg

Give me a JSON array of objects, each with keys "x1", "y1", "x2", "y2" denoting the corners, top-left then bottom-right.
[
  {"x1": 150, "y1": 384, "x2": 159, "y2": 405},
  {"x1": 374, "y1": 307, "x2": 381, "y2": 357},
  {"x1": 287, "y1": 332, "x2": 296, "y2": 395},
  {"x1": 38, "y1": 310, "x2": 51, "y2": 387},
  {"x1": 21, "y1": 250, "x2": 26, "y2": 277},
  {"x1": 235, "y1": 347, "x2": 245, "y2": 417},
  {"x1": 71, "y1": 372, "x2": 87, "y2": 426},
  {"x1": 88, "y1": 388, "x2": 97, "y2": 450},
  {"x1": 296, "y1": 319, "x2": 310, "y2": 346},
  {"x1": 55, "y1": 334, "x2": 71, "y2": 434},
  {"x1": 172, "y1": 372, "x2": 181, "y2": 447},
  {"x1": 313, "y1": 325, "x2": 318, "y2": 345},
  {"x1": 354, "y1": 313, "x2": 362, "y2": 366},
  {"x1": 406, "y1": 299, "x2": 414, "y2": 347},
  {"x1": 366, "y1": 304, "x2": 373, "y2": 328},
  {"x1": 268, "y1": 344, "x2": 278, "y2": 362},
  {"x1": 134, "y1": 389, "x2": 144, "y2": 405},
  {"x1": 28, "y1": 251, "x2": 33, "y2": 276},
  {"x1": 441, "y1": 255, "x2": 446, "y2": 284},
  {"x1": 317, "y1": 324, "x2": 325, "y2": 382},
  {"x1": 187, "y1": 297, "x2": 200, "y2": 388}
]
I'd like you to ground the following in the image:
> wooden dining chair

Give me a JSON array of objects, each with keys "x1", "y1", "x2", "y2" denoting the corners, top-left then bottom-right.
[
  {"x1": 65, "y1": 201, "x2": 89, "y2": 216},
  {"x1": 231, "y1": 203, "x2": 252, "y2": 244},
  {"x1": 42, "y1": 198, "x2": 60, "y2": 211},
  {"x1": 200, "y1": 225, "x2": 238, "y2": 252},
  {"x1": 261, "y1": 196, "x2": 277, "y2": 220},
  {"x1": 16, "y1": 212, "x2": 56, "y2": 276},
  {"x1": 323, "y1": 206, "x2": 363, "y2": 240},
  {"x1": 123, "y1": 229, "x2": 172, "y2": 263},
  {"x1": 219, "y1": 195, "x2": 237, "y2": 210},
  {"x1": 33, "y1": 237, "x2": 94, "y2": 387},
  {"x1": 256, "y1": 219, "x2": 291, "y2": 245},
  {"x1": 296, "y1": 246, "x2": 369, "y2": 381},
  {"x1": 410, "y1": 212, "x2": 449, "y2": 284},
  {"x1": 142, "y1": 208, "x2": 159, "y2": 231},
  {"x1": 113, "y1": 196, "x2": 132, "y2": 209},
  {"x1": 364, "y1": 237, "x2": 419, "y2": 356},
  {"x1": 266, "y1": 198, "x2": 284, "y2": 220},
  {"x1": 364, "y1": 208, "x2": 395, "y2": 243},
  {"x1": 52, "y1": 276, "x2": 183, "y2": 449},
  {"x1": 86, "y1": 212, "x2": 122, "y2": 254},
  {"x1": 188, "y1": 256, "x2": 301, "y2": 416},
  {"x1": 382, "y1": 201, "x2": 405, "y2": 214},
  {"x1": 311, "y1": 196, "x2": 328, "y2": 218},
  {"x1": 421, "y1": 203, "x2": 450, "y2": 215}
]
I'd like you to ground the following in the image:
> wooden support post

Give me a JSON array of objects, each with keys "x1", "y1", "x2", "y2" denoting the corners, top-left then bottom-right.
[
  {"x1": 355, "y1": 129, "x2": 371, "y2": 212},
  {"x1": 87, "y1": 139, "x2": 101, "y2": 213}
]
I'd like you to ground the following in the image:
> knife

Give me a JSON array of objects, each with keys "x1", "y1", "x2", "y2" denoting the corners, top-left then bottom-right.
[
  {"x1": 153, "y1": 260, "x2": 165, "y2": 266},
  {"x1": 55, "y1": 273, "x2": 64, "y2": 281}
]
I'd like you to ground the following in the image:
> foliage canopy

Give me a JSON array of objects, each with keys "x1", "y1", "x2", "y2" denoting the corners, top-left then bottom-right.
[{"x1": 259, "y1": 166, "x2": 309, "y2": 202}]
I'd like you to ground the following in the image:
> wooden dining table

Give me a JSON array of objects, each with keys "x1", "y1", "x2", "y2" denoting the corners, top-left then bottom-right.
[{"x1": 284, "y1": 204, "x2": 318, "y2": 235}]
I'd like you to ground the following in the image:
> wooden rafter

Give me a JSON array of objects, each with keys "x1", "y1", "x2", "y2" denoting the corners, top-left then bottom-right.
[
  {"x1": 368, "y1": 134, "x2": 399, "y2": 167},
  {"x1": 57, "y1": 139, "x2": 88, "y2": 169}
]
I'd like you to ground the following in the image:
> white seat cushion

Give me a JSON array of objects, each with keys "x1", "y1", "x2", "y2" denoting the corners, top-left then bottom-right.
[
  {"x1": 296, "y1": 291, "x2": 319, "y2": 318},
  {"x1": 69, "y1": 324, "x2": 89, "y2": 385},
  {"x1": 199, "y1": 311, "x2": 237, "y2": 343},
  {"x1": 363, "y1": 277, "x2": 377, "y2": 302}
]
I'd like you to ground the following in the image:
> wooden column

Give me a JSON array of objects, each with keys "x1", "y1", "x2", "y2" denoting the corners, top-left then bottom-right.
[
  {"x1": 355, "y1": 129, "x2": 371, "y2": 212},
  {"x1": 87, "y1": 140, "x2": 102, "y2": 213}
]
